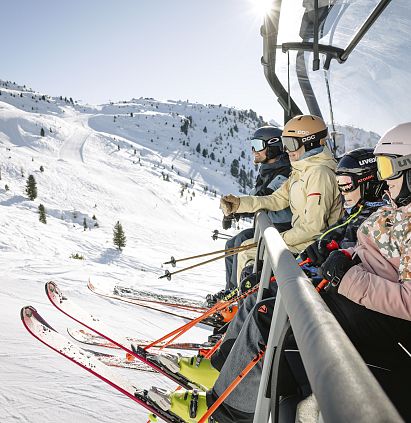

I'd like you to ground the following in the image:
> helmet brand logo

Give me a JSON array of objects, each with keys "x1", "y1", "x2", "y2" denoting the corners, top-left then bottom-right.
[
  {"x1": 357, "y1": 175, "x2": 374, "y2": 183},
  {"x1": 359, "y1": 157, "x2": 376, "y2": 165},
  {"x1": 302, "y1": 134, "x2": 316, "y2": 142},
  {"x1": 296, "y1": 130, "x2": 309, "y2": 135}
]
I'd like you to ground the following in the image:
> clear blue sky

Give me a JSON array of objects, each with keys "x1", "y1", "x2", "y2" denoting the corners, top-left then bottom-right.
[{"x1": 1, "y1": 0, "x2": 283, "y2": 122}]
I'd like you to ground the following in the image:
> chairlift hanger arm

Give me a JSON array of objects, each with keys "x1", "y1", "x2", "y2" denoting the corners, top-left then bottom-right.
[
  {"x1": 281, "y1": 0, "x2": 392, "y2": 70},
  {"x1": 282, "y1": 42, "x2": 345, "y2": 70},
  {"x1": 262, "y1": 1, "x2": 302, "y2": 121}
]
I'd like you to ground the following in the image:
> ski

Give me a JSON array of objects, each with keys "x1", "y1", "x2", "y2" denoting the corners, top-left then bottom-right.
[
  {"x1": 83, "y1": 348, "x2": 154, "y2": 371},
  {"x1": 68, "y1": 327, "x2": 211, "y2": 352},
  {"x1": 45, "y1": 281, "x2": 206, "y2": 390},
  {"x1": 112, "y1": 283, "x2": 206, "y2": 310},
  {"x1": 87, "y1": 280, "x2": 223, "y2": 329},
  {"x1": 21, "y1": 306, "x2": 184, "y2": 422}
]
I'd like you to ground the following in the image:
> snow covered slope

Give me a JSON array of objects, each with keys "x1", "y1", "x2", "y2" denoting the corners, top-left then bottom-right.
[{"x1": 0, "y1": 81, "x2": 258, "y2": 423}]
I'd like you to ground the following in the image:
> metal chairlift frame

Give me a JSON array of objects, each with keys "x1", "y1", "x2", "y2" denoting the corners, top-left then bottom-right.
[
  {"x1": 261, "y1": 0, "x2": 392, "y2": 121},
  {"x1": 250, "y1": 212, "x2": 403, "y2": 422}
]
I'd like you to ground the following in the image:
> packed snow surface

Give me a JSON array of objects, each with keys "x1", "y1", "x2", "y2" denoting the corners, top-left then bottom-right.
[{"x1": 0, "y1": 81, "x2": 258, "y2": 422}]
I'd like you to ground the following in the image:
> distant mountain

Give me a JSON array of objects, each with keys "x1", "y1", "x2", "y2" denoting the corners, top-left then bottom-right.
[{"x1": 0, "y1": 79, "x2": 271, "y2": 195}]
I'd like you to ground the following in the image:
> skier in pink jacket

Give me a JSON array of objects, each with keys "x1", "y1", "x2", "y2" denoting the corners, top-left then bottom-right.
[{"x1": 321, "y1": 122, "x2": 411, "y2": 319}]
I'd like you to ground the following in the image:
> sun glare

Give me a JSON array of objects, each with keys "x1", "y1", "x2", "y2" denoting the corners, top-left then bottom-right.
[{"x1": 250, "y1": 0, "x2": 273, "y2": 18}]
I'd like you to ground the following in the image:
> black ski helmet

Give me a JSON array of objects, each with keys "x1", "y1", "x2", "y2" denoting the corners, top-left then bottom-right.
[
  {"x1": 251, "y1": 126, "x2": 283, "y2": 160},
  {"x1": 336, "y1": 148, "x2": 386, "y2": 203}
]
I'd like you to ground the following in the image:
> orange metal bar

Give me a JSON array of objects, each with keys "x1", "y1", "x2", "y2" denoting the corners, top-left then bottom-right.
[{"x1": 198, "y1": 348, "x2": 266, "y2": 423}]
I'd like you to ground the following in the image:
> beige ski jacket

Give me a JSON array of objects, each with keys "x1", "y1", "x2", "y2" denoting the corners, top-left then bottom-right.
[{"x1": 236, "y1": 147, "x2": 342, "y2": 253}]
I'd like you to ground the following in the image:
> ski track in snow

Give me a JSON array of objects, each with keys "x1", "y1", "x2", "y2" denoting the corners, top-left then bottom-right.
[{"x1": 0, "y1": 86, "x2": 257, "y2": 422}]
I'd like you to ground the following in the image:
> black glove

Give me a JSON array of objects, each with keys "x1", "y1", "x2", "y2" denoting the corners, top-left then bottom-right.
[
  {"x1": 319, "y1": 250, "x2": 360, "y2": 291},
  {"x1": 222, "y1": 216, "x2": 232, "y2": 230},
  {"x1": 301, "y1": 239, "x2": 332, "y2": 266}
]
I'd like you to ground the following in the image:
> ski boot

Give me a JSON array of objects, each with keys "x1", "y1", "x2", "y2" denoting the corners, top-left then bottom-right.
[
  {"x1": 148, "y1": 387, "x2": 216, "y2": 422},
  {"x1": 205, "y1": 288, "x2": 237, "y2": 308},
  {"x1": 148, "y1": 353, "x2": 219, "y2": 390}
]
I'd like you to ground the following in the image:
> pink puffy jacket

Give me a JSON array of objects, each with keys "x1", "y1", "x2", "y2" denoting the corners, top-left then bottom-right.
[{"x1": 339, "y1": 202, "x2": 411, "y2": 321}]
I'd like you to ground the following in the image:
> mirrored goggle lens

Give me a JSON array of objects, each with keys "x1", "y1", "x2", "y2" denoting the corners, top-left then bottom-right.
[
  {"x1": 337, "y1": 183, "x2": 357, "y2": 193},
  {"x1": 376, "y1": 156, "x2": 397, "y2": 180},
  {"x1": 250, "y1": 138, "x2": 265, "y2": 152},
  {"x1": 281, "y1": 136, "x2": 303, "y2": 152},
  {"x1": 337, "y1": 175, "x2": 357, "y2": 193}
]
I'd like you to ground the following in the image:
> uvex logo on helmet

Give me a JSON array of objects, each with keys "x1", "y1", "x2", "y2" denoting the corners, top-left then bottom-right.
[
  {"x1": 302, "y1": 134, "x2": 316, "y2": 143},
  {"x1": 359, "y1": 157, "x2": 376, "y2": 166}
]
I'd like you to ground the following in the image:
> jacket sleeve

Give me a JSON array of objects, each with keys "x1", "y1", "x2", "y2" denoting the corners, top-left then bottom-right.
[
  {"x1": 339, "y1": 230, "x2": 411, "y2": 320},
  {"x1": 339, "y1": 264, "x2": 411, "y2": 321},
  {"x1": 237, "y1": 178, "x2": 290, "y2": 213},
  {"x1": 281, "y1": 167, "x2": 339, "y2": 251}
]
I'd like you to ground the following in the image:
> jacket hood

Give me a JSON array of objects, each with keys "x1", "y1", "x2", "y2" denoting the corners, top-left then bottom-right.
[{"x1": 291, "y1": 146, "x2": 337, "y2": 172}]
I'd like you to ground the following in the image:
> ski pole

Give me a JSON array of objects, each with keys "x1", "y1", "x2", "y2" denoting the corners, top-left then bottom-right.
[
  {"x1": 212, "y1": 233, "x2": 232, "y2": 241},
  {"x1": 144, "y1": 284, "x2": 262, "y2": 350},
  {"x1": 202, "y1": 337, "x2": 223, "y2": 359},
  {"x1": 160, "y1": 244, "x2": 257, "y2": 280},
  {"x1": 163, "y1": 242, "x2": 257, "y2": 267},
  {"x1": 198, "y1": 348, "x2": 266, "y2": 423},
  {"x1": 212, "y1": 230, "x2": 231, "y2": 240},
  {"x1": 152, "y1": 259, "x2": 312, "y2": 349},
  {"x1": 213, "y1": 229, "x2": 232, "y2": 238}
]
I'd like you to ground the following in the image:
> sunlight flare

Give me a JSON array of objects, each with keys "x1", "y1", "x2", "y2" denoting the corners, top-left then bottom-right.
[{"x1": 249, "y1": 0, "x2": 274, "y2": 18}]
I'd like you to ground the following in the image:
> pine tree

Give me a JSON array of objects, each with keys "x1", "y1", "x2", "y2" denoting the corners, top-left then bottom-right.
[
  {"x1": 83, "y1": 217, "x2": 88, "y2": 231},
  {"x1": 38, "y1": 204, "x2": 47, "y2": 224},
  {"x1": 113, "y1": 221, "x2": 126, "y2": 251},
  {"x1": 230, "y1": 159, "x2": 239, "y2": 178},
  {"x1": 40, "y1": 165, "x2": 44, "y2": 172},
  {"x1": 40, "y1": 128, "x2": 45, "y2": 137},
  {"x1": 202, "y1": 148, "x2": 208, "y2": 158},
  {"x1": 180, "y1": 119, "x2": 189, "y2": 136},
  {"x1": 203, "y1": 126, "x2": 207, "y2": 133},
  {"x1": 25, "y1": 175, "x2": 37, "y2": 200},
  {"x1": 196, "y1": 143, "x2": 201, "y2": 154}
]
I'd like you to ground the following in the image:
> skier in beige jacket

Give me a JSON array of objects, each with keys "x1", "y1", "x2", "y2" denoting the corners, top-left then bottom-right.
[{"x1": 221, "y1": 115, "x2": 343, "y2": 283}]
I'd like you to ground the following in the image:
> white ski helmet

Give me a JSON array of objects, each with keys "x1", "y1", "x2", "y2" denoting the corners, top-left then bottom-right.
[
  {"x1": 374, "y1": 122, "x2": 411, "y2": 157},
  {"x1": 374, "y1": 122, "x2": 411, "y2": 205}
]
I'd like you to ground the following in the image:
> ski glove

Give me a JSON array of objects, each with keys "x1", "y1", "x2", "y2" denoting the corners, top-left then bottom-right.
[
  {"x1": 319, "y1": 250, "x2": 360, "y2": 292},
  {"x1": 222, "y1": 216, "x2": 233, "y2": 230},
  {"x1": 220, "y1": 194, "x2": 240, "y2": 216},
  {"x1": 301, "y1": 239, "x2": 333, "y2": 266}
]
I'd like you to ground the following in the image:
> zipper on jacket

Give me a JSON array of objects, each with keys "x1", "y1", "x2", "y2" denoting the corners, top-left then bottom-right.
[{"x1": 319, "y1": 205, "x2": 364, "y2": 240}]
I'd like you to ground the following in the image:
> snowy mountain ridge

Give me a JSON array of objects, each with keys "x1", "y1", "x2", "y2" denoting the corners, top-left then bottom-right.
[{"x1": 0, "y1": 79, "x2": 262, "y2": 423}]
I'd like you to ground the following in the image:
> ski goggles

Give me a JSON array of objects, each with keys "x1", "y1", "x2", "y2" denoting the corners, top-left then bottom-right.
[
  {"x1": 281, "y1": 137, "x2": 304, "y2": 153},
  {"x1": 250, "y1": 138, "x2": 266, "y2": 152},
  {"x1": 250, "y1": 137, "x2": 280, "y2": 152},
  {"x1": 281, "y1": 129, "x2": 327, "y2": 152},
  {"x1": 336, "y1": 175, "x2": 357, "y2": 193},
  {"x1": 376, "y1": 154, "x2": 411, "y2": 180}
]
